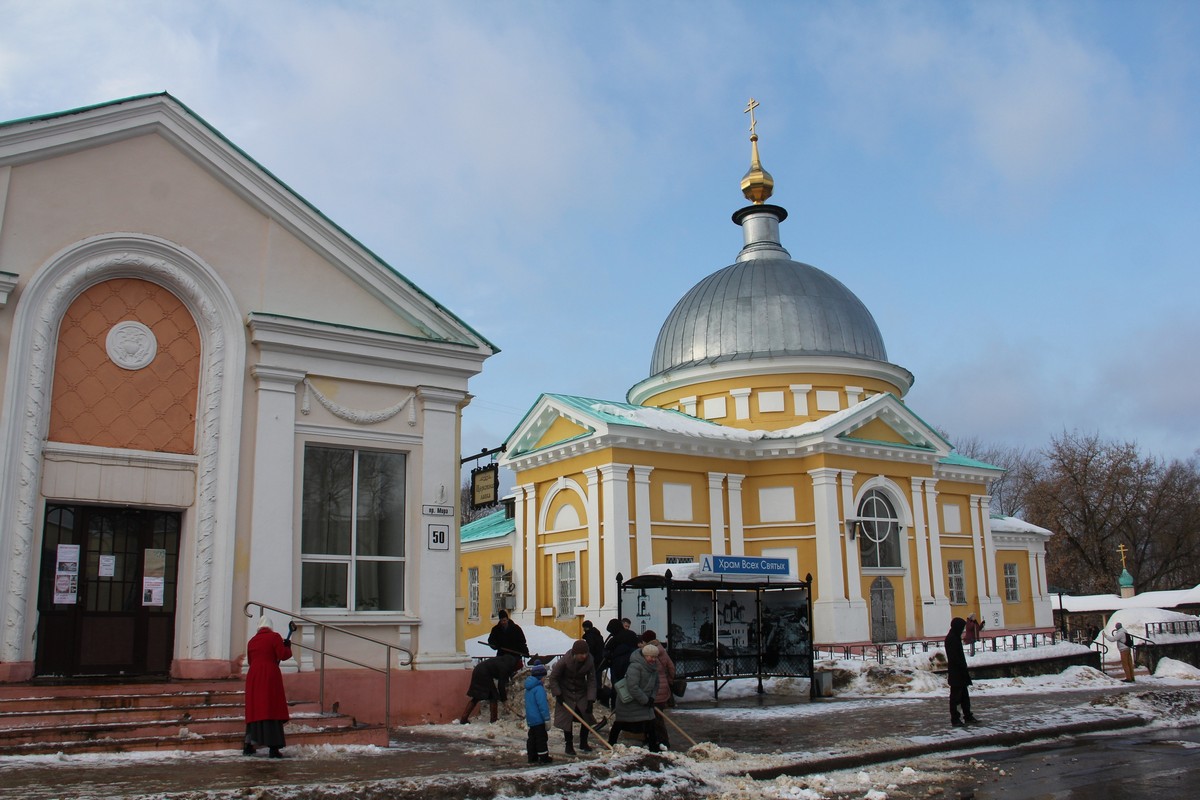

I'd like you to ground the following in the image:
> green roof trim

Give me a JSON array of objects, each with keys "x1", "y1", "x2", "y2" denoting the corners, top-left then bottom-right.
[
  {"x1": 939, "y1": 452, "x2": 1004, "y2": 471},
  {"x1": 1, "y1": 93, "x2": 497, "y2": 353},
  {"x1": 461, "y1": 509, "x2": 515, "y2": 543},
  {"x1": 836, "y1": 434, "x2": 938, "y2": 452}
]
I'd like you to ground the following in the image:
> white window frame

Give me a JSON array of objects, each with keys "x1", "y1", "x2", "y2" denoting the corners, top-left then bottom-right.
[
  {"x1": 1004, "y1": 562, "x2": 1020, "y2": 603},
  {"x1": 491, "y1": 563, "x2": 507, "y2": 619},
  {"x1": 467, "y1": 566, "x2": 480, "y2": 621},
  {"x1": 300, "y1": 445, "x2": 407, "y2": 613},
  {"x1": 947, "y1": 559, "x2": 966, "y2": 605},
  {"x1": 556, "y1": 559, "x2": 577, "y2": 618}
]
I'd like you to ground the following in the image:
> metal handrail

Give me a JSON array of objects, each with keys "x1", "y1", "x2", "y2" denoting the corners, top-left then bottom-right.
[
  {"x1": 815, "y1": 631, "x2": 1063, "y2": 663},
  {"x1": 243, "y1": 601, "x2": 415, "y2": 731},
  {"x1": 1147, "y1": 620, "x2": 1200, "y2": 636}
]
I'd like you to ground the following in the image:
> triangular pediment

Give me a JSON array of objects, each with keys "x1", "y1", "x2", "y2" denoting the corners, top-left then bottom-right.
[
  {"x1": 504, "y1": 394, "x2": 603, "y2": 457},
  {"x1": 0, "y1": 93, "x2": 495, "y2": 355},
  {"x1": 824, "y1": 393, "x2": 951, "y2": 455}
]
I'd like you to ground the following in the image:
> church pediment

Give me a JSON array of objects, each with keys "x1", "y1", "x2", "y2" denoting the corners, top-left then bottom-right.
[{"x1": 505, "y1": 395, "x2": 600, "y2": 457}]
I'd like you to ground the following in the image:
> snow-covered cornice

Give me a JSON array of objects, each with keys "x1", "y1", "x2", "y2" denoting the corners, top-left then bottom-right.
[{"x1": 627, "y1": 353, "x2": 914, "y2": 406}]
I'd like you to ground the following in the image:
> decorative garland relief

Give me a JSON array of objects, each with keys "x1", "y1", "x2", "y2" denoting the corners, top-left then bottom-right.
[{"x1": 301, "y1": 378, "x2": 416, "y2": 426}]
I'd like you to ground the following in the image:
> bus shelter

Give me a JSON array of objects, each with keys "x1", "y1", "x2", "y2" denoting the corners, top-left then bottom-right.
[{"x1": 617, "y1": 561, "x2": 814, "y2": 699}]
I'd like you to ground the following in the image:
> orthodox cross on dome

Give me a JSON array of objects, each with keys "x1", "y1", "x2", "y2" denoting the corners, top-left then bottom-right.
[
  {"x1": 1117, "y1": 543, "x2": 1129, "y2": 569},
  {"x1": 744, "y1": 97, "x2": 760, "y2": 137},
  {"x1": 740, "y1": 97, "x2": 774, "y2": 204}
]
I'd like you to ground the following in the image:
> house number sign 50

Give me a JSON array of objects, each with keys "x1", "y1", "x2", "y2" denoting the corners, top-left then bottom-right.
[{"x1": 427, "y1": 524, "x2": 450, "y2": 551}]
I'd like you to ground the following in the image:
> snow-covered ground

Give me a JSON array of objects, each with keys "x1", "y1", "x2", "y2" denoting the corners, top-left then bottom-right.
[{"x1": 5, "y1": 617, "x2": 1200, "y2": 800}]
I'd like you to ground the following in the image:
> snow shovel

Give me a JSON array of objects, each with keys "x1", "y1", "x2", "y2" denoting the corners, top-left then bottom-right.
[
  {"x1": 655, "y1": 706, "x2": 698, "y2": 748},
  {"x1": 560, "y1": 700, "x2": 615, "y2": 752}
]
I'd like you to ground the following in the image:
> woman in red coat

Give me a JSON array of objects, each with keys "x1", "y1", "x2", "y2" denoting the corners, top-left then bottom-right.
[{"x1": 244, "y1": 616, "x2": 293, "y2": 758}]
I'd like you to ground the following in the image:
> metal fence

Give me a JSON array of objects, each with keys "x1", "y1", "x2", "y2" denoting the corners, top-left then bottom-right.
[
  {"x1": 815, "y1": 631, "x2": 1065, "y2": 664},
  {"x1": 1146, "y1": 620, "x2": 1200, "y2": 636}
]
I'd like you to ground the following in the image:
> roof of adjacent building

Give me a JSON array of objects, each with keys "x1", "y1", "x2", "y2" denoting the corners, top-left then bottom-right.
[{"x1": 461, "y1": 509, "x2": 514, "y2": 543}]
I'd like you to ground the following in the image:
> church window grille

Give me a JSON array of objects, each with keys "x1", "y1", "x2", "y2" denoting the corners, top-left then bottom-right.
[
  {"x1": 858, "y1": 489, "x2": 901, "y2": 569},
  {"x1": 947, "y1": 560, "x2": 966, "y2": 605},
  {"x1": 1004, "y1": 563, "x2": 1020, "y2": 602},
  {"x1": 468, "y1": 567, "x2": 480, "y2": 620},
  {"x1": 491, "y1": 564, "x2": 507, "y2": 617},
  {"x1": 557, "y1": 560, "x2": 577, "y2": 618}
]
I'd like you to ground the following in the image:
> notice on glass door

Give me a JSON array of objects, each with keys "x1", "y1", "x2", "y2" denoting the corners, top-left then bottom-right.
[
  {"x1": 142, "y1": 548, "x2": 166, "y2": 607},
  {"x1": 54, "y1": 543, "x2": 80, "y2": 604}
]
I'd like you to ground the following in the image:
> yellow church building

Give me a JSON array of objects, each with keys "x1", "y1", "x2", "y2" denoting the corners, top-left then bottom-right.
[{"x1": 464, "y1": 111, "x2": 1054, "y2": 646}]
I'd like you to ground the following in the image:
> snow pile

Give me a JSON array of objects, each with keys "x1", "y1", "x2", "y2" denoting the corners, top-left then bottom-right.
[
  {"x1": 1095, "y1": 606, "x2": 1199, "y2": 649},
  {"x1": 464, "y1": 621, "x2": 578, "y2": 659},
  {"x1": 1155, "y1": 657, "x2": 1200, "y2": 680}
]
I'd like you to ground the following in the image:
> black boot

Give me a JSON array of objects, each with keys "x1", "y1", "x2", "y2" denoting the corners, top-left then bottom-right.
[
  {"x1": 578, "y1": 728, "x2": 592, "y2": 752},
  {"x1": 242, "y1": 743, "x2": 256, "y2": 756},
  {"x1": 268, "y1": 747, "x2": 282, "y2": 759},
  {"x1": 564, "y1": 731, "x2": 576, "y2": 755}
]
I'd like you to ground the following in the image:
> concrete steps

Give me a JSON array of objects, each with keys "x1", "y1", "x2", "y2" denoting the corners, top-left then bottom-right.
[{"x1": 0, "y1": 681, "x2": 388, "y2": 755}]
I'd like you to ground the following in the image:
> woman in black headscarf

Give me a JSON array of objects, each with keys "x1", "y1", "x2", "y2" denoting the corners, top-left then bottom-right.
[{"x1": 945, "y1": 616, "x2": 978, "y2": 727}]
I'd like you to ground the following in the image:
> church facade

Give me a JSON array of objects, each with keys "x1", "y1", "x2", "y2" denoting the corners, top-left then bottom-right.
[
  {"x1": 0, "y1": 95, "x2": 493, "y2": 716},
  {"x1": 488, "y1": 121, "x2": 1053, "y2": 645}
]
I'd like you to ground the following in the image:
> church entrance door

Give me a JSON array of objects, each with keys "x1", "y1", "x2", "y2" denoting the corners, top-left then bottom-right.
[
  {"x1": 35, "y1": 504, "x2": 181, "y2": 678},
  {"x1": 869, "y1": 576, "x2": 897, "y2": 642}
]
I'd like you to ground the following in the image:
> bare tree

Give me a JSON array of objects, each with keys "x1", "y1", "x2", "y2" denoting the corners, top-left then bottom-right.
[
  {"x1": 950, "y1": 435, "x2": 1042, "y2": 518},
  {"x1": 1025, "y1": 431, "x2": 1200, "y2": 593},
  {"x1": 459, "y1": 478, "x2": 498, "y2": 525}
]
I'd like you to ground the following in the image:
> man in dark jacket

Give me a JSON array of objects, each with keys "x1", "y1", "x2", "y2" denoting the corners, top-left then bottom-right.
[
  {"x1": 487, "y1": 610, "x2": 529, "y2": 659},
  {"x1": 945, "y1": 617, "x2": 978, "y2": 727},
  {"x1": 582, "y1": 620, "x2": 605, "y2": 689},
  {"x1": 458, "y1": 652, "x2": 519, "y2": 724}
]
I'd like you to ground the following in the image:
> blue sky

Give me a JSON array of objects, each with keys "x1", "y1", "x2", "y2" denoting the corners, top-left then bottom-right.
[{"x1": 2, "y1": 1, "x2": 1197, "y2": 475}]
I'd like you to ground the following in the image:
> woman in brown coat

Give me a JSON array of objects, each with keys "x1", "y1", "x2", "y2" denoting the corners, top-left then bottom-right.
[{"x1": 547, "y1": 639, "x2": 599, "y2": 755}]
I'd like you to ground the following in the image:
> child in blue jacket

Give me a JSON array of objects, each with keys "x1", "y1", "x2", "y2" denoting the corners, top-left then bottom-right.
[{"x1": 524, "y1": 659, "x2": 552, "y2": 764}]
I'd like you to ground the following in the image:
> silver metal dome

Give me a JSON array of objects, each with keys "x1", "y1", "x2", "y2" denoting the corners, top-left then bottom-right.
[{"x1": 649, "y1": 205, "x2": 888, "y2": 377}]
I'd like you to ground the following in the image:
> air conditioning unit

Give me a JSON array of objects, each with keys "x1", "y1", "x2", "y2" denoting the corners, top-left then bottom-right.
[{"x1": 502, "y1": 595, "x2": 517, "y2": 610}]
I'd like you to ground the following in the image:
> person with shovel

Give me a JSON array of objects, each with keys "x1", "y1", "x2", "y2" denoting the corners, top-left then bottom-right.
[{"x1": 548, "y1": 639, "x2": 604, "y2": 755}]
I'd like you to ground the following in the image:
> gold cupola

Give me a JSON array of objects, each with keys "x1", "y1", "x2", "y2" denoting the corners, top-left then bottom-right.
[{"x1": 740, "y1": 97, "x2": 774, "y2": 204}]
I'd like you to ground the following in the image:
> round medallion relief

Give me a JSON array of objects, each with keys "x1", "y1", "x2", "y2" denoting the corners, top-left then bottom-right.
[{"x1": 105, "y1": 321, "x2": 158, "y2": 370}]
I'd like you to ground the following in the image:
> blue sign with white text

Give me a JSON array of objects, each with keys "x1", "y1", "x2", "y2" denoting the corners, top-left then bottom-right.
[{"x1": 699, "y1": 554, "x2": 790, "y2": 576}]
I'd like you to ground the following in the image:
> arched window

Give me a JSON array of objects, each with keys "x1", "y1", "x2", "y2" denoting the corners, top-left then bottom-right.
[{"x1": 858, "y1": 489, "x2": 901, "y2": 569}]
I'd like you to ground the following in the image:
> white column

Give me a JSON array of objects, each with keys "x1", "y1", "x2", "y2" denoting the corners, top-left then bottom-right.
[
  {"x1": 809, "y1": 468, "x2": 845, "y2": 602},
  {"x1": 790, "y1": 384, "x2": 812, "y2": 416},
  {"x1": 921, "y1": 479, "x2": 951, "y2": 636},
  {"x1": 583, "y1": 468, "x2": 601, "y2": 610},
  {"x1": 512, "y1": 485, "x2": 528, "y2": 614},
  {"x1": 730, "y1": 388, "x2": 751, "y2": 420},
  {"x1": 727, "y1": 474, "x2": 745, "y2": 556},
  {"x1": 838, "y1": 470, "x2": 863, "y2": 602},
  {"x1": 524, "y1": 482, "x2": 538, "y2": 617},
  {"x1": 707, "y1": 472, "x2": 727, "y2": 554},
  {"x1": 413, "y1": 386, "x2": 469, "y2": 667},
  {"x1": 246, "y1": 365, "x2": 304, "y2": 644},
  {"x1": 632, "y1": 466, "x2": 653, "y2": 573},
  {"x1": 599, "y1": 464, "x2": 631, "y2": 609},
  {"x1": 679, "y1": 396, "x2": 697, "y2": 416},
  {"x1": 909, "y1": 477, "x2": 932, "y2": 601},
  {"x1": 924, "y1": 481, "x2": 946, "y2": 599},
  {"x1": 845, "y1": 385, "x2": 863, "y2": 405},
  {"x1": 969, "y1": 496, "x2": 988, "y2": 602},
  {"x1": 980, "y1": 496, "x2": 999, "y2": 599}
]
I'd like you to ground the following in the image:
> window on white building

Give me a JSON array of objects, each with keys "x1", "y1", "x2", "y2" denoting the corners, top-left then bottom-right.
[
  {"x1": 947, "y1": 560, "x2": 966, "y2": 605},
  {"x1": 557, "y1": 560, "x2": 577, "y2": 618},
  {"x1": 468, "y1": 567, "x2": 480, "y2": 620},
  {"x1": 301, "y1": 445, "x2": 406, "y2": 611},
  {"x1": 1004, "y1": 562, "x2": 1020, "y2": 602},
  {"x1": 857, "y1": 489, "x2": 901, "y2": 569}
]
